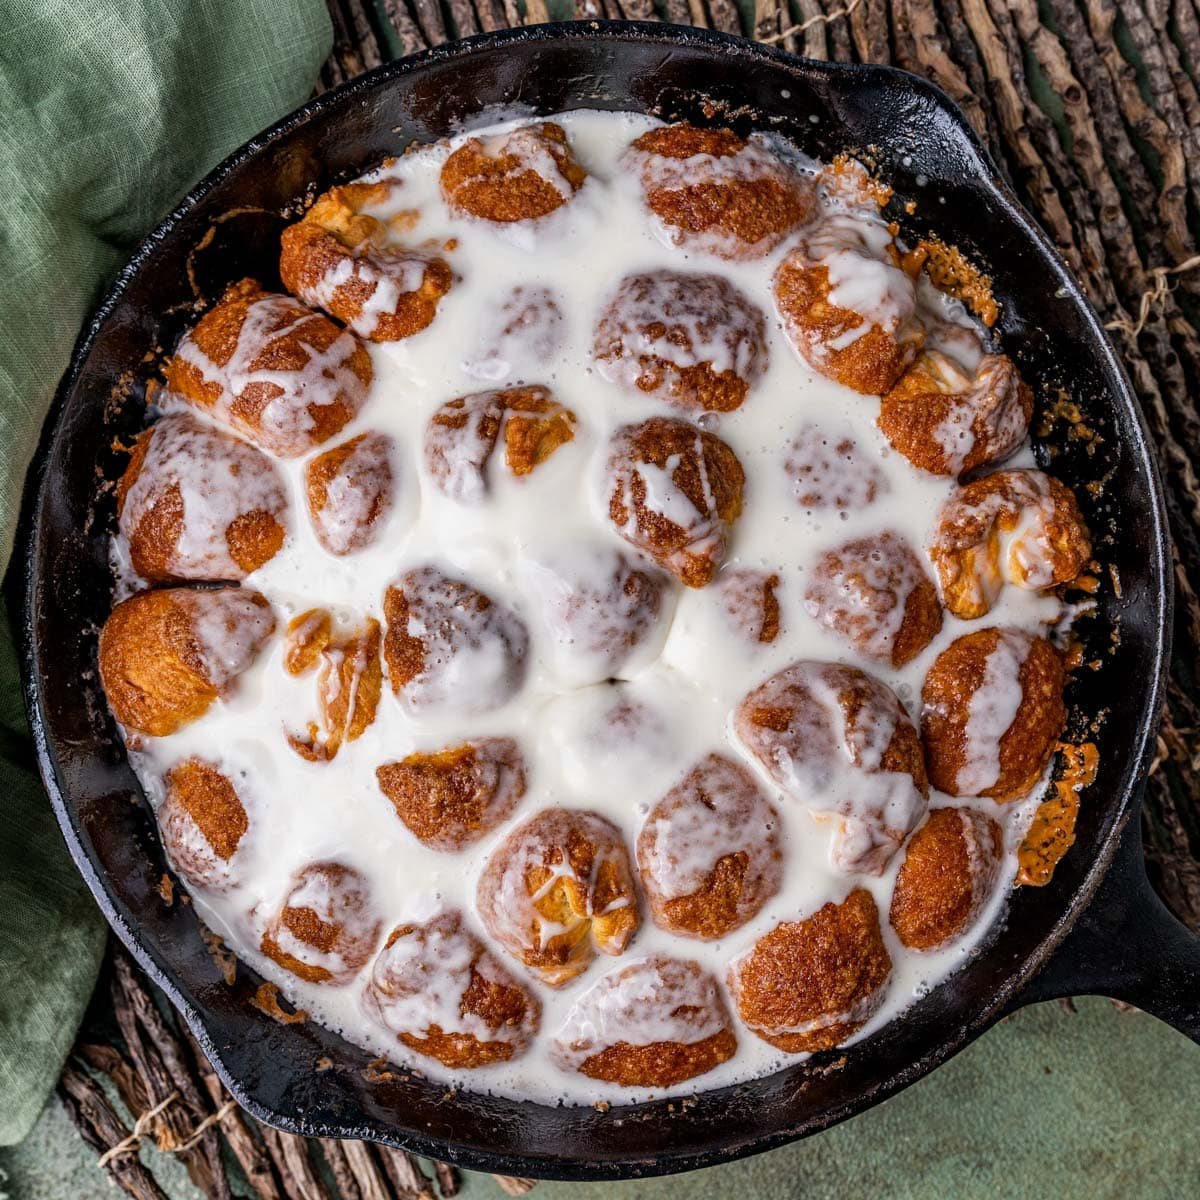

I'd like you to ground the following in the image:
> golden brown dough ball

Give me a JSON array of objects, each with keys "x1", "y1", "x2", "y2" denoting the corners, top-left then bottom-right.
[
  {"x1": 637, "y1": 754, "x2": 783, "y2": 940},
  {"x1": 441, "y1": 122, "x2": 587, "y2": 222},
  {"x1": 424, "y1": 386, "x2": 576, "y2": 503},
  {"x1": 99, "y1": 586, "x2": 274, "y2": 737},
  {"x1": 729, "y1": 888, "x2": 892, "y2": 1053},
  {"x1": 930, "y1": 469, "x2": 1092, "y2": 619},
  {"x1": 783, "y1": 422, "x2": 887, "y2": 511},
  {"x1": 921, "y1": 627, "x2": 1065, "y2": 802},
  {"x1": 160, "y1": 758, "x2": 250, "y2": 892},
  {"x1": 476, "y1": 808, "x2": 639, "y2": 987},
  {"x1": 382, "y1": 566, "x2": 529, "y2": 715},
  {"x1": 286, "y1": 618, "x2": 381, "y2": 763},
  {"x1": 260, "y1": 861, "x2": 381, "y2": 985},
  {"x1": 304, "y1": 431, "x2": 394, "y2": 556},
  {"x1": 376, "y1": 737, "x2": 526, "y2": 851},
  {"x1": 363, "y1": 910, "x2": 539, "y2": 1068},
  {"x1": 592, "y1": 271, "x2": 768, "y2": 413},
  {"x1": 889, "y1": 806, "x2": 1004, "y2": 951},
  {"x1": 280, "y1": 184, "x2": 452, "y2": 342},
  {"x1": 116, "y1": 413, "x2": 287, "y2": 583},
  {"x1": 774, "y1": 218, "x2": 924, "y2": 394},
  {"x1": 733, "y1": 661, "x2": 928, "y2": 874},
  {"x1": 804, "y1": 531, "x2": 942, "y2": 667},
  {"x1": 879, "y1": 351, "x2": 1032, "y2": 477},
  {"x1": 553, "y1": 956, "x2": 736, "y2": 1087},
  {"x1": 605, "y1": 416, "x2": 745, "y2": 588},
  {"x1": 627, "y1": 123, "x2": 816, "y2": 259},
  {"x1": 715, "y1": 568, "x2": 782, "y2": 644},
  {"x1": 164, "y1": 278, "x2": 372, "y2": 457}
]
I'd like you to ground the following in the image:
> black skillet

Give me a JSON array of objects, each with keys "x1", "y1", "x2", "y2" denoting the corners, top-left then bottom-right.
[{"x1": 16, "y1": 20, "x2": 1200, "y2": 1182}]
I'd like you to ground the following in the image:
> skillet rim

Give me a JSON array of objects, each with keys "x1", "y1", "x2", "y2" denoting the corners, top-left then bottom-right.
[{"x1": 16, "y1": 19, "x2": 1173, "y2": 1180}]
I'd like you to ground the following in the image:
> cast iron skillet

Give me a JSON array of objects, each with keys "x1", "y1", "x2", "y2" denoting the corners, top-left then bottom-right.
[{"x1": 17, "y1": 20, "x2": 1200, "y2": 1182}]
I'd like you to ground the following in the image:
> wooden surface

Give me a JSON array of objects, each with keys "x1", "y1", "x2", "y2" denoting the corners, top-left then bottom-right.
[{"x1": 51, "y1": 2, "x2": 1200, "y2": 1196}]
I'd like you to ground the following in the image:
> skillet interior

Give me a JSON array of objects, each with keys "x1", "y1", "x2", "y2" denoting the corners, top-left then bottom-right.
[{"x1": 18, "y1": 22, "x2": 1170, "y2": 1180}]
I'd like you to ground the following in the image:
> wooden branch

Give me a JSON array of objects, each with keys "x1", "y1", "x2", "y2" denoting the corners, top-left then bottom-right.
[
  {"x1": 433, "y1": 1160, "x2": 461, "y2": 1197},
  {"x1": 110, "y1": 953, "x2": 230, "y2": 1199},
  {"x1": 377, "y1": 1146, "x2": 436, "y2": 1198},
  {"x1": 181, "y1": 1027, "x2": 286, "y2": 1200},
  {"x1": 320, "y1": 1139, "x2": 365, "y2": 1200},
  {"x1": 259, "y1": 1124, "x2": 336, "y2": 1200},
  {"x1": 58, "y1": 1060, "x2": 169, "y2": 1200},
  {"x1": 707, "y1": 0, "x2": 743, "y2": 33},
  {"x1": 379, "y1": 0, "x2": 431, "y2": 51}
]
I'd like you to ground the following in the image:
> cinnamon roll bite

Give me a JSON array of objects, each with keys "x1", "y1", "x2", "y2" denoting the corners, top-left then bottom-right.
[
  {"x1": 164, "y1": 279, "x2": 372, "y2": 456},
  {"x1": 626, "y1": 122, "x2": 817, "y2": 259},
  {"x1": 117, "y1": 413, "x2": 286, "y2": 582},
  {"x1": 476, "y1": 808, "x2": 639, "y2": 987},
  {"x1": 553, "y1": 956, "x2": 736, "y2": 1086},
  {"x1": 99, "y1": 586, "x2": 273, "y2": 737},
  {"x1": 441, "y1": 122, "x2": 587, "y2": 222}
]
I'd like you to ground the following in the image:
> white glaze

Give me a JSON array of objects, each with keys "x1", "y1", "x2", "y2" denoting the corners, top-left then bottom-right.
[{"x1": 112, "y1": 110, "x2": 1074, "y2": 1108}]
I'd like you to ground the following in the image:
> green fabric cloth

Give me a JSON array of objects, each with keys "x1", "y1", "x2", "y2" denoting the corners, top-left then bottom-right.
[{"x1": 0, "y1": 0, "x2": 332, "y2": 1146}]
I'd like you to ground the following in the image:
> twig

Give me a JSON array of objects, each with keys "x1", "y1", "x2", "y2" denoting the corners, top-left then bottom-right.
[
  {"x1": 378, "y1": 0, "x2": 431, "y2": 52},
  {"x1": 763, "y1": 0, "x2": 862, "y2": 44},
  {"x1": 259, "y1": 1124, "x2": 336, "y2": 1200},
  {"x1": 111, "y1": 952, "x2": 231, "y2": 1199},
  {"x1": 320, "y1": 1140, "x2": 364, "y2": 1200},
  {"x1": 59, "y1": 1061, "x2": 169, "y2": 1200},
  {"x1": 181, "y1": 1027, "x2": 285, "y2": 1200},
  {"x1": 377, "y1": 1146, "x2": 436, "y2": 1199},
  {"x1": 492, "y1": 1177, "x2": 537, "y2": 1197},
  {"x1": 433, "y1": 1160, "x2": 461, "y2": 1197}
]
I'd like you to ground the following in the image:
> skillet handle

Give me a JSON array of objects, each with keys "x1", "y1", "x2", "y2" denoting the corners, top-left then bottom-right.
[{"x1": 1007, "y1": 815, "x2": 1200, "y2": 1044}]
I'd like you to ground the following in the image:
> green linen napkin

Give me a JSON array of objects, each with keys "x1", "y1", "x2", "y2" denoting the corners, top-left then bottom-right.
[{"x1": 0, "y1": 0, "x2": 332, "y2": 1145}]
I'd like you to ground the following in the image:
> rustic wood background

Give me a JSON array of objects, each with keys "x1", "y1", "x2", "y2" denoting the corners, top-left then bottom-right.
[{"x1": 55, "y1": 1, "x2": 1200, "y2": 1196}]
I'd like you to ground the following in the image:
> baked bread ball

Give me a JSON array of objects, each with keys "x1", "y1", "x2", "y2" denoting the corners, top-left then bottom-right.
[
  {"x1": 592, "y1": 270, "x2": 768, "y2": 413},
  {"x1": 164, "y1": 278, "x2": 372, "y2": 457},
  {"x1": 804, "y1": 530, "x2": 942, "y2": 667},
  {"x1": 774, "y1": 216, "x2": 924, "y2": 394},
  {"x1": 477, "y1": 808, "x2": 639, "y2": 987},
  {"x1": 425, "y1": 386, "x2": 577, "y2": 503},
  {"x1": 715, "y1": 567, "x2": 782, "y2": 644},
  {"x1": 283, "y1": 607, "x2": 332, "y2": 676},
  {"x1": 382, "y1": 566, "x2": 529, "y2": 715},
  {"x1": 784, "y1": 421, "x2": 887, "y2": 511},
  {"x1": 521, "y1": 545, "x2": 667, "y2": 686},
  {"x1": 605, "y1": 416, "x2": 745, "y2": 588},
  {"x1": 286, "y1": 618, "x2": 381, "y2": 762},
  {"x1": 99, "y1": 586, "x2": 274, "y2": 737},
  {"x1": 260, "y1": 861, "x2": 381, "y2": 985},
  {"x1": 376, "y1": 737, "x2": 526, "y2": 851},
  {"x1": 279, "y1": 183, "x2": 452, "y2": 342},
  {"x1": 879, "y1": 351, "x2": 1032, "y2": 477},
  {"x1": 930, "y1": 469, "x2": 1092, "y2": 619},
  {"x1": 626, "y1": 123, "x2": 816, "y2": 259},
  {"x1": 363, "y1": 910, "x2": 539, "y2": 1068},
  {"x1": 304, "y1": 432, "x2": 394, "y2": 556},
  {"x1": 733, "y1": 661, "x2": 928, "y2": 874},
  {"x1": 889, "y1": 805, "x2": 1004, "y2": 951},
  {"x1": 729, "y1": 888, "x2": 892, "y2": 1052},
  {"x1": 441, "y1": 122, "x2": 587, "y2": 222},
  {"x1": 553, "y1": 956, "x2": 736, "y2": 1087},
  {"x1": 116, "y1": 413, "x2": 287, "y2": 583},
  {"x1": 637, "y1": 753, "x2": 783, "y2": 940},
  {"x1": 921, "y1": 626, "x2": 1065, "y2": 801},
  {"x1": 160, "y1": 758, "x2": 250, "y2": 892},
  {"x1": 463, "y1": 284, "x2": 566, "y2": 381}
]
